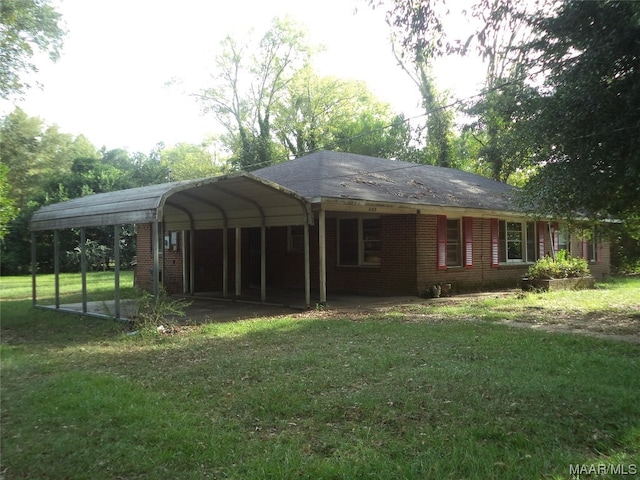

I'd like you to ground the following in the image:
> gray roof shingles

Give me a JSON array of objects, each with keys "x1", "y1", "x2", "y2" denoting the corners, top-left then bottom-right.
[{"x1": 255, "y1": 151, "x2": 519, "y2": 212}]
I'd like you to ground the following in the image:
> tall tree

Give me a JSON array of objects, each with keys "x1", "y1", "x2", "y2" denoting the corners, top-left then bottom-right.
[
  {"x1": 366, "y1": 0, "x2": 459, "y2": 166},
  {"x1": 517, "y1": 0, "x2": 640, "y2": 222},
  {"x1": 197, "y1": 17, "x2": 314, "y2": 170},
  {"x1": 274, "y1": 67, "x2": 411, "y2": 159},
  {"x1": 160, "y1": 140, "x2": 227, "y2": 181},
  {"x1": 0, "y1": 0, "x2": 65, "y2": 99}
]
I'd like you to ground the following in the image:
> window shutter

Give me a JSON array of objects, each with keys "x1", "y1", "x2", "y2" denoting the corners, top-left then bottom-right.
[
  {"x1": 552, "y1": 222, "x2": 560, "y2": 255},
  {"x1": 490, "y1": 218, "x2": 499, "y2": 268},
  {"x1": 582, "y1": 237, "x2": 588, "y2": 259},
  {"x1": 463, "y1": 217, "x2": 473, "y2": 268},
  {"x1": 437, "y1": 215, "x2": 447, "y2": 270},
  {"x1": 537, "y1": 222, "x2": 546, "y2": 259}
]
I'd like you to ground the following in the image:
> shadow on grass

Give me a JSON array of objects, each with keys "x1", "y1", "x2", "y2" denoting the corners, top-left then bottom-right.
[{"x1": 2, "y1": 296, "x2": 639, "y2": 479}]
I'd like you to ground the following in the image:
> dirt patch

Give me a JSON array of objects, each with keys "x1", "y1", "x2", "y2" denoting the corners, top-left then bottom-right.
[{"x1": 295, "y1": 295, "x2": 640, "y2": 344}]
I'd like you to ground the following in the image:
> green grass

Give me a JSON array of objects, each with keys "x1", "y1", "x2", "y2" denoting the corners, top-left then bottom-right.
[{"x1": 1, "y1": 274, "x2": 639, "y2": 479}]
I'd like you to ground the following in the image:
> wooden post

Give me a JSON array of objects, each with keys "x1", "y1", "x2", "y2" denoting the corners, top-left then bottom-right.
[{"x1": 318, "y1": 210, "x2": 327, "y2": 305}]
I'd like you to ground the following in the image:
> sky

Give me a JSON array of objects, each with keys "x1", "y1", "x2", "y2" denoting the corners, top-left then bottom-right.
[{"x1": 4, "y1": 0, "x2": 486, "y2": 153}]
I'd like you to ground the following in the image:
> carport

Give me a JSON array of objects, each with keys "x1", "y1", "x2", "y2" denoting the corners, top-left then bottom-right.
[{"x1": 29, "y1": 172, "x2": 315, "y2": 319}]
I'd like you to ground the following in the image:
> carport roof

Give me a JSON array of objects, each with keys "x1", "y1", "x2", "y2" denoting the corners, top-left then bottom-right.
[{"x1": 30, "y1": 171, "x2": 312, "y2": 231}]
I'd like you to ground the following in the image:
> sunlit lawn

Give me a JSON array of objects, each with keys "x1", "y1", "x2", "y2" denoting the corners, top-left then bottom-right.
[{"x1": 1, "y1": 274, "x2": 639, "y2": 479}]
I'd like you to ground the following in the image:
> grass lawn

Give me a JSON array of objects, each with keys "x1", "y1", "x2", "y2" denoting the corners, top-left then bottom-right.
[{"x1": 1, "y1": 274, "x2": 639, "y2": 479}]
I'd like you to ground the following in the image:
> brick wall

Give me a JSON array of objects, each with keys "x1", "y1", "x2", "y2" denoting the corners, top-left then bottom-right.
[
  {"x1": 135, "y1": 215, "x2": 612, "y2": 297},
  {"x1": 134, "y1": 223, "x2": 184, "y2": 294}
]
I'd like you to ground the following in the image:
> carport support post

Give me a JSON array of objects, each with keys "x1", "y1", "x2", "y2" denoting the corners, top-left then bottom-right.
[
  {"x1": 189, "y1": 228, "x2": 195, "y2": 295},
  {"x1": 114, "y1": 225, "x2": 121, "y2": 319},
  {"x1": 152, "y1": 220, "x2": 160, "y2": 301},
  {"x1": 222, "y1": 226, "x2": 228, "y2": 297},
  {"x1": 235, "y1": 228, "x2": 241, "y2": 297},
  {"x1": 261, "y1": 225, "x2": 266, "y2": 303},
  {"x1": 31, "y1": 232, "x2": 37, "y2": 307},
  {"x1": 304, "y1": 221, "x2": 310, "y2": 308},
  {"x1": 80, "y1": 228, "x2": 87, "y2": 314},
  {"x1": 318, "y1": 209, "x2": 327, "y2": 305},
  {"x1": 54, "y1": 229, "x2": 60, "y2": 309}
]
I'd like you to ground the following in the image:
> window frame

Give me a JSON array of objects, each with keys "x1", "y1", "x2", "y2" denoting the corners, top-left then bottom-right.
[
  {"x1": 287, "y1": 225, "x2": 305, "y2": 252},
  {"x1": 337, "y1": 217, "x2": 381, "y2": 267},
  {"x1": 446, "y1": 218, "x2": 462, "y2": 267},
  {"x1": 497, "y1": 220, "x2": 538, "y2": 265}
]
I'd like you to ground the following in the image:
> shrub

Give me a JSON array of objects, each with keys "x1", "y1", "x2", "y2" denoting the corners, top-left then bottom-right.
[
  {"x1": 527, "y1": 250, "x2": 590, "y2": 280},
  {"x1": 131, "y1": 289, "x2": 191, "y2": 334}
]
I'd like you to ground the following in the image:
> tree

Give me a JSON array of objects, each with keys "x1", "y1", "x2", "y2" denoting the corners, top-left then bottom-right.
[
  {"x1": 274, "y1": 67, "x2": 411, "y2": 159},
  {"x1": 160, "y1": 141, "x2": 227, "y2": 181},
  {"x1": 0, "y1": 163, "x2": 17, "y2": 238},
  {"x1": 517, "y1": 0, "x2": 640, "y2": 222},
  {"x1": 198, "y1": 17, "x2": 314, "y2": 170},
  {"x1": 0, "y1": 0, "x2": 65, "y2": 99},
  {"x1": 0, "y1": 108, "x2": 100, "y2": 209},
  {"x1": 367, "y1": 0, "x2": 457, "y2": 166}
]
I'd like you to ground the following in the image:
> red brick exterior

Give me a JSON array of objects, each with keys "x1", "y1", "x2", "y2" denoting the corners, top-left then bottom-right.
[{"x1": 135, "y1": 213, "x2": 611, "y2": 297}]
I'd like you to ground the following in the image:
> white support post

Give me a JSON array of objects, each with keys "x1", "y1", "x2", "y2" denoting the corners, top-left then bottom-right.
[
  {"x1": 31, "y1": 232, "x2": 37, "y2": 307},
  {"x1": 318, "y1": 210, "x2": 327, "y2": 305},
  {"x1": 181, "y1": 230, "x2": 188, "y2": 294},
  {"x1": 54, "y1": 230, "x2": 60, "y2": 309},
  {"x1": 81, "y1": 228, "x2": 87, "y2": 314},
  {"x1": 235, "y1": 227, "x2": 241, "y2": 297},
  {"x1": 114, "y1": 225, "x2": 121, "y2": 319},
  {"x1": 304, "y1": 220, "x2": 310, "y2": 308},
  {"x1": 222, "y1": 226, "x2": 228, "y2": 297},
  {"x1": 190, "y1": 228, "x2": 195, "y2": 295},
  {"x1": 261, "y1": 225, "x2": 266, "y2": 303},
  {"x1": 152, "y1": 221, "x2": 159, "y2": 301}
]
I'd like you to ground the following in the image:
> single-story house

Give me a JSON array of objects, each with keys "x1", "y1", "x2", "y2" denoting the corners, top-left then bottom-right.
[{"x1": 30, "y1": 150, "x2": 610, "y2": 312}]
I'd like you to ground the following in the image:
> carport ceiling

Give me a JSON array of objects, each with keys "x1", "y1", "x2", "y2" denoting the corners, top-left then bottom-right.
[{"x1": 30, "y1": 172, "x2": 313, "y2": 232}]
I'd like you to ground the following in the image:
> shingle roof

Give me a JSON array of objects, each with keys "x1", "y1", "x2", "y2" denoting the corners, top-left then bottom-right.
[{"x1": 255, "y1": 150, "x2": 519, "y2": 212}]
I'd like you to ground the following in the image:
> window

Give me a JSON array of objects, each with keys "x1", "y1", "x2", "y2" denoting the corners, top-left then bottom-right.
[
  {"x1": 446, "y1": 219, "x2": 461, "y2": 267},
  {"x1": 338, "y1": 218, "x2": 381, "y2": 266},
  {"x1": 437, "y1": 216, "x2": 473, "y2": 269},
  {"x1": 582, "y1": 230, "x2": 597, "y2": 262},
  {"x1": 495, "y1": 220, "x2": 537, "y2": 264},
  {"x1": 287, "y1": 225, "x2": 304, "y2": 252}
]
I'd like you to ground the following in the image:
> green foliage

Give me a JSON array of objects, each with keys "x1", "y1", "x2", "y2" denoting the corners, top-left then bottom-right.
[
  {"x1": 198, "y1": 17, "x2": 315, "y2": 169},
  {"x1": 0, "y1": 163, "x2": 17, "y2": 238},
  {"x1": 527, "y1": 250, "x2": 590, "y2": 280},
  {"x1": 0, "y1": 0, "x2": 65, "y2": 99},
  {"x1": 275, "y1": 67, "x2": 412, "y2": 159},
  {"x1": 131, "y1": 289, "x2": 191, "y2": 335},
  {"x1": 160, "y1": 141, "x2": 226, "y2": 180},
  {"x1": 517, "y1": 1, "x2": 640, "y2": 222}
]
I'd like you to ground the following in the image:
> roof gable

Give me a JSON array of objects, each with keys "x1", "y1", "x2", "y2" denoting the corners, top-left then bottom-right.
[{"x1": 255, "y1": 151, "x2": 518, "y2": 212}]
